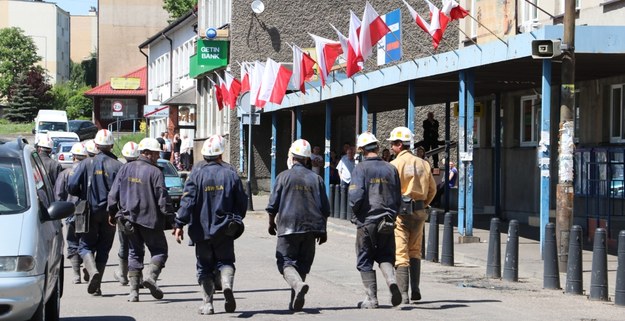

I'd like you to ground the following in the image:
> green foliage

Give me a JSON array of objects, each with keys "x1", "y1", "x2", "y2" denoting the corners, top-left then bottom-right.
[
  {"x1": 0, "y1": 121, "x2": 34, "y2": 135},
  {"x1": 163, "y1": 0, "x2": 197, "y2": 22},
  {"x1": 0, "y1": 27, "x2": 41, "y2": 100},
  {"x1": 49, "y1": 58, "x2": 95, "y2": 119},
  {"x1": 112, "y1": 132, "x2": 146, "y2": 159},
  {"x1": 4, "y1": 67, "x2": 52, "y2": 122}
]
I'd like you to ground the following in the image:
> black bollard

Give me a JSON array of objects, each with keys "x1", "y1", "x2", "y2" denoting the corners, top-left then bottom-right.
[
  {"x1": 339, "y1": 184, "x2": 347, "y2": 220},
  {"x1": 589, "y1": 228, "x2": 609, "y2": 301},
  {"x1": 426, "y1": 210, "x2": 439, "y2": 263},
  {"x1": 615, "y1": 230, "x2": 625, "y2": 306},
  {"x1": 486, "y1": 218, "x2": 501, "y2": 279},
  {"x1": 565, "y1": 225, "x2": 584, "y2": 295},
  {"x1": 333, "y1": 184, "x2": 340, "y2": 218},
  {"x1": 246, "y1": 180, "x2": 254, "y2": 211},
  {"x1": 441, "y1": 212, "x2": 454, "y2": 266},
  {"x1": 503, "y1": 220, "x2": 519, "y2": 282},
  {"x1": 329, "y1": 184, "x2": 335, "y2": 216},
  {"x1": 543, "y1": 223, "x2": 560, "y2": 289}
]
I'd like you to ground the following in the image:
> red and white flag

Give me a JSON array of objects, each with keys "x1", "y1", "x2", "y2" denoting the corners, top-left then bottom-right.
[
  {"x1": 346, "y1": 10, "x2": 363, "y2": 77},
  {"x1": 329, "y1": 24, "x2": 348, "y2": 61},
  {"x1": 257, "y1": 58, "x2": 293, "y2": 106},
  {"x1": 292, "y1": 45, "x2": 316, "y2": 94},
  {"x1": 359, "y1": 1, "x2": 391, "y2": 63},
  {"x1": 224, "y1": 71, "x2": 241, "y2": 110},
  {"x1": 442, "y1": 0, "x2": 469, "y2": 20},
  {"x1": 309, "y1": 33, "x2": 343, "y2": 86},
  {"x1": 250, "y1": 61, "x2": 265, "y2": 107},
  {"x1": 403, "y1": 0, "x2": 449, "y2": 49},
  {"x1": 240, "y1": 62, "x2": 250, "y2": 93},
  {"x1": 212, "y1": 74, "x2": 227, "y2": 111}
]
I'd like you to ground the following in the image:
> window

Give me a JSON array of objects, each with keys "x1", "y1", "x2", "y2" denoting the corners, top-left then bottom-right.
[
  {"x1": 610, "y1": 84, "x2": 625, "y2": 143},
  {"x1": 523, "y1": 0, "x2": 538, "y2": 23},
  {"x1": 520, "y1": 95, "x2": 540, "y2": 146},
  {"x1": 470, "y1": 0, "x2": 477, "y2": 38}
]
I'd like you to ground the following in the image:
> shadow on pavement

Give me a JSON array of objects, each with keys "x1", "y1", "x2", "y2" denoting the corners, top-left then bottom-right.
[
  {"x1": 63, "y1": 317, "x2": 136, "y2": 321},
  {"x1": 235, "y1": 287, "x2": 291, "y2": 294}
]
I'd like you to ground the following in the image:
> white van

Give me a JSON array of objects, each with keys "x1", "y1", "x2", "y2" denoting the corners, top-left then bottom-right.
[{"x1": 32, "y1": 110, "x2": 69, "y2": 145}]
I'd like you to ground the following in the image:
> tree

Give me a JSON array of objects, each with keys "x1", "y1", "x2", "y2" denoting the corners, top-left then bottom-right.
[
  {"x1": 163, "y1": 0, "x2": 197, "y2": 22},
  {"x1": 0, "y1": 27, "x2": 41, "y2": 100},
  {"x1": 49, "y1": 59, "x2": 94, "y2": 119},
  {"x1": 4, "y1": 70, "x2": 45, "y2": 123}
]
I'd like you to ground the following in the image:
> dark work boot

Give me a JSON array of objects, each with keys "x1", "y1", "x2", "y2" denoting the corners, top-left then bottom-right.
[
  {"x1": 69, "y1": 255, "x2": 82, "y2": 284},
  {"x1": 142, "y1": 262, "x2": 164, "y2": 300},
  {"x1": 214, "y1": 269, "x2": 222, "y2": 291},
  {"x1": 283, "y1": 266, "x2": 309, "y2": 311},
  {"x1": 199, "y1": 278, "x2": 215, "y2": 315},
  {"x1": 379, "y1": 262, "x2": 402, "y2": 307},
  {"x1": 396, "y1": 266, "x2": 410, "y2": 304},
  {"x1": 81, "y1": 253, "x2": 100, "y2": 295},
  {"x1": 220, "y1": 265, "x2": 236, "y2": 313},
  {"x1": 127, "y1": 271, "x2": 141, "y2": 302},
  {"x1": 358, "y1": 271, "x2": 378, "y2": 309},
  {"x1": 92, "y1": 263, "x2": 106, "y2": 296},
  {"x1": 410, "y1": 258, "x2": 422, "y2": 301},
  {"x1": 114, "y1": 257, "x2": 129, "y2": 286}
]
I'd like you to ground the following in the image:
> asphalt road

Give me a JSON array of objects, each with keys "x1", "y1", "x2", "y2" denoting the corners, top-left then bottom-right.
[{"x1": 58, "y1": 211, "x2": 623, "y2": 321}]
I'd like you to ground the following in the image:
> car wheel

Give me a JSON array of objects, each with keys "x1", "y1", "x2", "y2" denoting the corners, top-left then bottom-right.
[{"x1": 44, "y1": 276, "x2": 61, "y2": 321}]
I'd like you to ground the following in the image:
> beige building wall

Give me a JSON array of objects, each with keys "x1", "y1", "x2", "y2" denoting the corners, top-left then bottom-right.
[
  {"x1": 0, "y1": 1, "x2": 8, "y2": 28},
  {"x1": 98, "y1": 0, "x2": 169, "y2": 85},
  {"x1": 70, "y1": 12, "x2": 97, "y2": 62}
]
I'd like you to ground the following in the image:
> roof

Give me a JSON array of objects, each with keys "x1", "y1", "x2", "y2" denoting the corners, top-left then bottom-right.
[
  {"x1": 161, "y1": 86, "x2": 196, "y2": 105},
  {"x1": 84, "y1": 67, "x2": 147, "y2": 97},
  {"x1": 139, "y1": 8, "x2": 198, "y2": 49}
]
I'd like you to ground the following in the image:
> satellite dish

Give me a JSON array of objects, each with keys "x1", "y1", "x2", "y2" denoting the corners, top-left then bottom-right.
[{"x1": 251, "y1": 0, "x2": 265, "y2": 14}]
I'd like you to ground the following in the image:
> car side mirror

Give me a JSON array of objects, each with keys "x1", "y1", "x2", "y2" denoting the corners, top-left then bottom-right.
[{"x1": 46, "y1": 201, "x2": 75, "y2": 221}]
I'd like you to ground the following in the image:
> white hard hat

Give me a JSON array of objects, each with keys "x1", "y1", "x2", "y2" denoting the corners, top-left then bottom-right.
[
  {"x1": 356, "y1": 132, "x2": 379, "y2": 148},
  {"x1": 122, "y1": 141, "x2": 140, "y2": 159},
  {"x1": 201, "y1": 135, "x2": 224, "y2": 157},
  {"x1": 84, "y1": 140, "x2": 99, "y2": 155},
  {"x1": 37, "y1": 136, "x2": 54, "y2": 149},
  {"x1": 387, "y1": 126, "x2": 414, "y2": 145},
  {"x1": 70, "y1": 143, "x2": 87, "y2": 157},
  {"x1": 289, "y1": 139, "x2": 311, "y2": 158},
  {"x1": 94, "y1": 129, "x2": 114, "y2": 146},
  {"x1": 138, "y1": 138, "x2": 161, "y2": 152}
]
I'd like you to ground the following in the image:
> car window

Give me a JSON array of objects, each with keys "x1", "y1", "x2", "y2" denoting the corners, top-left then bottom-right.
[
  {"x1": 159, "y1": 162, "x2": 178, "y2": 177},
  {"x1": 39, "y1": 121, "x2": 67, "y2": 132},
  {"x1": 52, "y1": 138, "x2": 79, "y2": 150},
  {"x1": 69, "y1": 122, "x2": 80, "y2": 131},
  {"x1": 62, "y1": 145, "x2": 73, "y2": 152},
  {"x1": 31, "y1": 153, "x2": 54, "y2": 208},
  {"x1": 0, "y1": 157, "x2": 27, "y2": 214}
]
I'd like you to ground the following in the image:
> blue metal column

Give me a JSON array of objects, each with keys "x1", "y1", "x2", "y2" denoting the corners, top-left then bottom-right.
[
  {"x1": 458, "y1": 71, "x2": 466, "y2": 235},
  {"x1": 539, "y1": 59, "x2": 552, "y2": 253},
  {"x1": 407, "y1": 80, "x2": 416, "y2": 132},
  {"x1": 296, "y1": 106, "x2": 302, "y2": 139},
  {"x1": 362, "y1": 92, "x2": 369, "y2": 133},
  {"x1": 494, "y1": 93, "x2": 502, "y2": 219},
  {"x1": 325, "y1": 101, "x2": 332, "y2": 198},
  {"x1": 270, "y1": 113, "x2": 277, "y2": 192},
  {"x1": 466, "y1": 69, "x2": 475, "y2": 236},
  {"x1": 444, "y1": 101, "x2": 451, "y2": 212}
]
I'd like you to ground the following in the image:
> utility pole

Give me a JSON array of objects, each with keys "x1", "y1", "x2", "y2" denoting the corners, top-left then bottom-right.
[{"x1": 556, "y1": 0, "x2": 576, "y2": 272}]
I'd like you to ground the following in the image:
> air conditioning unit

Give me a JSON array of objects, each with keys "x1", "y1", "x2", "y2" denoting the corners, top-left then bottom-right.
[
  {"x1": 172, "y1": 79, "x2": 181, "y2": 93},
  {"x1": 520, "y1": 20, "x2": 541, "y2": 33}
]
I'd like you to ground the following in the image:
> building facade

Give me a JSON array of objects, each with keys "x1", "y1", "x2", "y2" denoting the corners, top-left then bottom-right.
[{"x1": 70, "y1": 8, "x2": 97, "y2": 62}]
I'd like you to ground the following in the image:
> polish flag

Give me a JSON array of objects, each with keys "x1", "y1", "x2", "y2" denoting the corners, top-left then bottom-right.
[
  {"x1": 309, "y1": 33, "x2": 343, "y2": 86},
  {"x1": 250, "y1": 61, "x2": 265, "y2": 107},
  {"x1": 225, "y1": 71, "x2": 241, "y2": 110},
  {"x1": 240, "y1": 62, "x2": 250, "y2": 93},
  {"x1": 442, "y1": 0, "x2": 469, "y2": 20},
  {"x1": 292, "y1": 45, "x2": 316, "y2": 94},
  {"x1": 346, "y1": 10, "x2": 363, "y2": 77},
  {"x1": 213, "y1": 74, "x2": 227, "y2": 110},
  {"x1": 403, "y1": 0, "x2": 449, "y2": 49},
  {"x1": 359, "y1": 1, "x2": 391, "y2": 63},
  {"x1": 329, "y1": 24, "x2": 348, "y2": 61},
  {"x1": 257, "y1": 58, "x2": 293, "y2": 106}
]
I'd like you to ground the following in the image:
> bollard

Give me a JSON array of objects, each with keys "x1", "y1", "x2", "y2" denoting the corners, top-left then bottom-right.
[
  {"x1": 503, "y1": 220, "x2": 519, "y2": 282},
  {"x1": 543, "y1": 222, "x2": 560, "y2": 289},
  {"x1": 246, "y1": 180, "x2": 254, "y2": 211},
  {"x1": 615, "y1": 230, "x2": 625, "y2": 306},
  {"x1": 426, "y1": 210, "x2": 439, "y2": 263},
  {"x1": 333, "y1": 184, "x2": 340, "y2": 218},
  {"x1": 589, "y1": 228, "x2": 609, "y2": 301},
  {"x1": 486, "y1": 218, "x2": 501, "y2": 279},
  {"x1": 441, "y1": 212, "x2": 454, "y2": 266},
  {"x1": 339, "y1": 184, "x2": 347, "y2": 220},
  {"x1": 565, "y1": 225, "x2": 584, "y2": 295},
  {"x1": 329, "y1": 184, "x2": 335, "y2": 217}
]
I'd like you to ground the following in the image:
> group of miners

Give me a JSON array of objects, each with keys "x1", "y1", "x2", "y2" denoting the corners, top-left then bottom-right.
[{"x1": 41, "y1": 124, "x2": 435, "y2": 314}]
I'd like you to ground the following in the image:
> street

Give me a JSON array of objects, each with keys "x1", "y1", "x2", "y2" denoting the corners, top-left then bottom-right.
[{"x1": 59, "y1": 205, "x2": 623, "y2": 321}]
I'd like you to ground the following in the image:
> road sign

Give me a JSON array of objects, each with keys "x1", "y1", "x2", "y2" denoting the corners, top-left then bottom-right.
[
  {"x1": 143, "y1": 105, "x2": 169, "y2": 118},
  {"x1": 112, "y1": 101, "x2": 124, "y2": 117}
]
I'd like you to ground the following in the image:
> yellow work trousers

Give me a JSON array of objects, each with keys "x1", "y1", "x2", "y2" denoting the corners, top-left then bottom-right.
[{"x1": 394, "y1": 209, "x2": 428, "y2": 267}]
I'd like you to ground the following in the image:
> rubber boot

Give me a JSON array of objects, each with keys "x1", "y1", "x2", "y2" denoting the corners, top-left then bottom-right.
[
  {"x1": 81, "y1": 252, "x2": 100, "y2": 295},
  {"x1": 83, "y1": 268, "x2": 90, "y2": 282},
  {"x1": 113, "y1": 258, "x2": 129, "y2": 286},
  {"x1": 283, "y1": 266, "x2": 309, "y2": 311},
  {"x1": 220, "y1": 265, "x2": 236, "y2": 313},
  {"x1": 214, "y1": 269, "x2": 222, "y2": 291},
  {"x1": 396, "y1": 266, "x2": 410, "y2": 304},
  {"x1": 409, "y1": 258, "x2": 422, "y2": 301},
  {"x1": 198, "y1": 278, "x2": 215, "y2": 315},
  {"x1": 69, "y1": 255, "x2": 82, "y2": 284},
  {"x1": 358, "y1": 271, "x2": 378, "y2": 309},
  {"x1": 127, "y1": 271, "x2": 141, "y2": 302},
  {"x1": 92, "y1": 263, "x2": 106, "y2": 296},
  {"x1": 379, "y1": 262, "x2": 402, "y2": 307},
  {"x1": 142, "y1": 262, "x2": 164, "y2": 300}
]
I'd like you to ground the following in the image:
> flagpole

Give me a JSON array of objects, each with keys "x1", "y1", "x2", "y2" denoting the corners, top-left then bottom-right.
[
  {"x1": 456, "y1": 27, "x2": 481, "y2": 50},
  {"x1": 466, "y1": 13, "x2": 508, "y2": 46}
]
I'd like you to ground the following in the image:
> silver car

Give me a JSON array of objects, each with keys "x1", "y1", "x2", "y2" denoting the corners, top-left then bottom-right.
[
  {"x1": 0, "y1": 137, "x2": 74, "y2": 321},
  {"x1": 52, "y1": 142, "x2": 75, "y2": 169}
]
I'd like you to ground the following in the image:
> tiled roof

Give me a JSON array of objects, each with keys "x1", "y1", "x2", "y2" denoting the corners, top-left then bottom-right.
[{"x1": 84, "y1": 66, "x2": 147, "y2": 97}]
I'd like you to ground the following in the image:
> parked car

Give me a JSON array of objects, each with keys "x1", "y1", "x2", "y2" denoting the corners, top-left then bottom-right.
[
  {"x1": 0, "y1": 137, "x2": 75, "y2": 321},
  {"x1": 53, "y1": 142, "x2": 76, "y2": 169},
  {"x1": 157, "y1": 159, "x2": 184, "y2": 210},
  {"x1": 68, "y1": 120, "x2": 98, "y2": 141}
]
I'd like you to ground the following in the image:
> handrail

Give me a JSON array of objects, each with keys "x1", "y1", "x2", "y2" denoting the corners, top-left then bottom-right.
[{"x1": 107, "y1": 118, "x2": 143, "y2": 133}]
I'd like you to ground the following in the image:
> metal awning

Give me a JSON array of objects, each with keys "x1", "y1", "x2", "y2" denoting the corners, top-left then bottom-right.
[{"x1": 162, "y1": 86, "x2": 196, "y2": 105}]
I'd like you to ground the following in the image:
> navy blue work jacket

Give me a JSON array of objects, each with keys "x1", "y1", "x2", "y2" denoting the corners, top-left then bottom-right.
[
  {"x1": 68, "y1": 151, "x2": 122, "y2": 213},
  {"x1": 39, "y1": 151, "x2": 63, "y2": 183}
]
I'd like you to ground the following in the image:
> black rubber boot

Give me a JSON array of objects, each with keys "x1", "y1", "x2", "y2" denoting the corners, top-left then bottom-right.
[
  {"x1": 380, "y1": 262, "x2": 402, "y2": 307},
  {"x1": 92, "y1": 263, "x2": 106, "y2": 296},
  {"x1": 81, "y1": 253, "x2": 100, "y2": 295},
  {"x1": 410, "y1": 258, "x2": 422, "y2": 301},
  {"x1": 358, "y1": 271, "x2": 378, "y2": 309},
  {"x1": 127, "y1": 271, "x2": 141, "y2": 302},
  {"x1": 220, "y1": 265, "x2": 236, "y2": 313},
  {"x1": 114, "y1": 257, "x2": 129, "y2": 286},
  {"x1": 283, "y1": 266, "x2": 309, "y2": 311},
  {"x1": 396, "y1": 266, "x2": 410, "y2": 304},
  {"x1": 198, "y1": 278, "x2": 215, "y2": 315},
  {"x1": 142, "y1": 262, "x2": 164, "y2": 300},
  {"x1": 69, "y1": 255, "x2": 82, "y2": 284}
]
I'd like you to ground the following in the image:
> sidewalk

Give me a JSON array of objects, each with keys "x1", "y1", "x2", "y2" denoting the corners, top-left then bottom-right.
[{"x1": 249, "y1": 193, "x2": 620, "y2": 298}]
